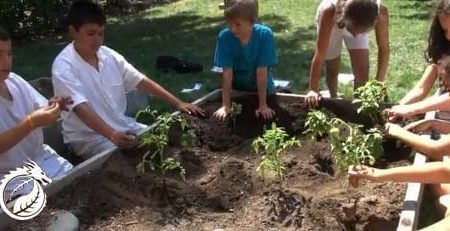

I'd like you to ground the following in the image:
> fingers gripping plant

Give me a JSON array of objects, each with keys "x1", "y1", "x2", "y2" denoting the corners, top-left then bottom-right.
[
  {"x1": 136, "y1": 110, "x2": 193, "y2": 180},
  {"x1": 252, "y1": 123, "x2": 300, "y2": 182},
  {"x1": 352, "y1": 80, "x2": 388, "y2": 123}
]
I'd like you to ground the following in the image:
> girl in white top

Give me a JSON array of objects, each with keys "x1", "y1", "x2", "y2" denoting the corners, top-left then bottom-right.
[
  {"x1": 306, "y1": 0, "x2": 389, "y2": 107},
  {"x1": 0, "y1": 27, "x2": 73, "y2": 189}
]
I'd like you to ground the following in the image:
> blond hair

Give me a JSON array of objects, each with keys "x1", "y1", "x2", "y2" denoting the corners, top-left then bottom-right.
[{"x1": 223, "y1": 0, "x2": 259, "y2": 23}]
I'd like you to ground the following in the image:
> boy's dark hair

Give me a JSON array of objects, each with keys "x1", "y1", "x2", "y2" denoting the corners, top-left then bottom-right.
[
  {"x1": 0, "y1": 26, "x2": 10, "y2": 41},
  {"x1": 426, "y1": 0, "x2": 450, "y2": 64},
  {"x1": 335, "y1": 0, "x2": 378, "y2": 32},
  {"x1": 67, "y1": 0, "x2": 106, "y2": 30},
  {"x1": 224, "y1": 0, "x2": 258, "y2": 24}
]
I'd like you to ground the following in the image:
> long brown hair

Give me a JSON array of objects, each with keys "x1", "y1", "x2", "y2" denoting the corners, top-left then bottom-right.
[
  {"x1": 334, "y1": 0, "x2": 378, "y2": 32},
  {"x1": 426, "y1": 0, "x2": 450, "y2": 63}
]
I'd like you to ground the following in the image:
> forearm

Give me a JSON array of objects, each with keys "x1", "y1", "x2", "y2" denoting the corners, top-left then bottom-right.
[
  {"x1": 137, "y1": 78, "x2": 182, "y2": 108},
  {"x1": 73, "y1": 103, "x2": 115, "y2": 140},
  {"x1": 390, "y1": 128, "x2": 449, "y2": 159},
  {"x1": 375, "y1": 47, "x2": 389, "y2": 82},
  {"x1": 309, "y1": 55, "x2": 323, "y2": 91},
  {"x1": 406, "y1": 93, "x2": 450, "y2": 116},
  {"x1": 256, "y1": 68, "x2": 268, "y2": 107},
  {"x1": 399, "y1": 89, "x2": 425, "y2": 105},
  {"x1": 222, "y1": 70, "x2": 233, "y2": 108},
  {"x1": 374, "y1": 162, "x2": 450, "y2": 183},
  {"x1": 0, "y1": 119, "x2": 34, "y2": 154}
]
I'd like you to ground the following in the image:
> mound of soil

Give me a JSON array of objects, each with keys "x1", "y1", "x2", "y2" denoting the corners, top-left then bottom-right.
[{"x1": 14, "y1": 95, "x2": 413, "y2": 230}]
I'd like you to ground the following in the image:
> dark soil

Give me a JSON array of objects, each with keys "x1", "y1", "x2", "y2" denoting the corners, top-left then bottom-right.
[{"x1": 14, "y1": 95, "x2": 413, "y2": 231}]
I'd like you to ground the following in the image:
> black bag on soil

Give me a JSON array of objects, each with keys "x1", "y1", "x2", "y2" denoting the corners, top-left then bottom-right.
[{"x1": 156, "y1": 55, "x2": 203, "y2": 73}]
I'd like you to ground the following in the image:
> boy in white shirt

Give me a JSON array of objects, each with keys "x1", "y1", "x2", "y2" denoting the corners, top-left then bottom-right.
[
  {"x1": 52, "y1": 0, "x2": 203, "y2": 159},
  {"x1": 0, "y1": 26, "x2": 73, "y2": 185}
]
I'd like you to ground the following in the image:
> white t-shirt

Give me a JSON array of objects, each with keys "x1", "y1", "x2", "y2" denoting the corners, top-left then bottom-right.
[
  {"x1": 52, "y1": 43, "x2": 147, "y2": 145},
  {"x1": 0, "y1": 73, "x2": 72, "y2": 179}
]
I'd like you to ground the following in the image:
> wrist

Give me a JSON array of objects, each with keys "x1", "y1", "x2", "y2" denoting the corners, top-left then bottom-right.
[
  {"x1": 109, "y1": 130, "x2": 118, "y2": 142},
  {"x1": 26, "y1": 116, "x2": 35, "y2": 130}
]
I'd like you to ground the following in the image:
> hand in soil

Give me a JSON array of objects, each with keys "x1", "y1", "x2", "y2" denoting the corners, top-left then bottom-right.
[
  {"x1": 213, "y1": 105, "x2": 230, "y2": 121},
  {"x1": 305, "y1": 90, "x2": 321, "y2": 108},
  {"x1": 48, "y1": 96, "x2": 73, "y2": 111},
  {"x1": 177, "y1": 102, "x2": 205, "y2": 117},
  {"x1": 347, "y1": 165, "x2": 376, "y2": 187},
  {"x1": 110, "y1": 131, "x2": 137, "y2": 149},
  {"x1": 255, "y1": 105, "x2": 275, "y2": 120}
]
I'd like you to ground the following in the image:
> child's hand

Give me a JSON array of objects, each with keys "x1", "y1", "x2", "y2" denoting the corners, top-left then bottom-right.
[
  {"x1": 385, "y1": 122, "x2": 403, "y2": 137},
  {"x1": 49, "y1": 96, "x2": 73, "y2": 111},
  {"x1": 305, "y1": 90, "x2": 321, "y2": 108},
  {"x1": 28, "y1": 103, "x2": 61, "y2": 129},
  {"x1": 177, "y1": 102, "x2": 205, "y2": 117},
  {"x1": 255, "y1": 105, "x2": 275, "y2": 120},
  {"x1": 383, "y1": 105, "x2": 412, "y2": 122},
  {"x1": 213, "y1": 106, "x2": 230, "y2": 121},
  {"x1": 348, "y1": 165, "x2": 376, "y2": 187},
  {"x1": 110, "y1": 130, "x2": 137, "y2": 150}
]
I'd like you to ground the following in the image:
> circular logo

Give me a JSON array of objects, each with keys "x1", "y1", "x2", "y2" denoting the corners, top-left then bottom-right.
[{"x1": 0, "y1": 160, "x2": 51, "y2": 220}]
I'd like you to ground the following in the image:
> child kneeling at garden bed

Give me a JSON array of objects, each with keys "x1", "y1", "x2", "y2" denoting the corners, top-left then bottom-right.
[
  {"x1": 52, "y1": 0, "x2": 203, "y2": 159},
  {"x1": 212, "y1": 0, "x2": 279, "y2": 121},
  {"x1": 0, "y1": 26, "x2": 73, "y2": 192}
]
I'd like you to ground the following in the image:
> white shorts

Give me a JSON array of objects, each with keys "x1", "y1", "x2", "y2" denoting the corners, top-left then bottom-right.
[{"x1": 323, "y1": 26, "x2": 369, "y2": 60}]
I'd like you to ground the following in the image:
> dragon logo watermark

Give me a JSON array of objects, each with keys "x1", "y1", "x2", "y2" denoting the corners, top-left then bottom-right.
[{"x1": 0, "y1": 160, "x2": 51, "y2": 220}]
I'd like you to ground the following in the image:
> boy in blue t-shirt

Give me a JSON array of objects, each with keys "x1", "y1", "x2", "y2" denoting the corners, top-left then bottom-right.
[{"x1": 213, "y1": 0, "x2": 278, "y2": 121}]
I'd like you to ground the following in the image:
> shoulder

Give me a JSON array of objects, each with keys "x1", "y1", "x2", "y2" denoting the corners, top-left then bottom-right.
[
  {"x1": 53, "y1": 43, "x2": 75, "y2": 69},
  {"x1": 378, "y1": 5, "x2": 389, "y2": 18},
  {"x1": 217, "y1": 28, "x2": 233, "y2": 40},
  {"x1": 254, "y1": 24, "x2": 273, "y2": 35},
  {"x1": 7, "y1": 72, "x2": 26, "y2": 83}
]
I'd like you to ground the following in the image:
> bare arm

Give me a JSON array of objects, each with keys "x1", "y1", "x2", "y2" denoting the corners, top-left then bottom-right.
[
  {"x1": 0, "y1": 119, "x2": 33, "y2": 154},
  {"x1": 374, "y1": 6, "x2": 390, "y2": 82},
  {"x1": 399, "y1": 64, "x2": 438, "y2": 105},
  {"x1": 222, "y1": 69, "x2": 233, "y2": 108},
  {"x1": 389, "y1": 124, "x2": 450, "y2": 159},
  {"x1": 73, "y1": 103, "x2": 115, "y2": 140},
  {"x1": 309, "y1": 6, "x2": 335, "y2": 92},
  {"x1": 256, "y1": 67, "x2": 268, "y2": 108},
  {"x1": 372, "y1": 162, "x2": 450, "y2": 183},
  {"x1": 136, "y1": 77, "x2": 182, "y2": 108},
  {"x1": 404, "y1": 93, "x2": 450, "y2": 116}
]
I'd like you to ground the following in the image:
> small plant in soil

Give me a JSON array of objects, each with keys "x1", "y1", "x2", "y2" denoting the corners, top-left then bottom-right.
[
  {"x1": 161, "y1": 157, "x2": 186, "y2": 181},
  {"x1": 252, "y1": 123, "x2": 300, "y2": 183},
  {"x1": 352, "y1": 80, "x2": 388, "y2": 124},
  {"x1": 329, "y1": 119, "x2": 383, "y2": 174},
  {"x1": 229, "y1": 102, "x2": 242, "y2": 131},
  {"x1": 304, "y1": 110, "x2": 331, "y2": 140},
  {"x1": 136, "y1": 110, "x2": 193, "y2": 180}
]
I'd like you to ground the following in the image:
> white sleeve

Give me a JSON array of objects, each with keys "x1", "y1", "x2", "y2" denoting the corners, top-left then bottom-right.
[
  {"x1": 13, "y1": 73, "x2": 48, "y2": 109},
  {"x1": 51, "y1": 59, "x2": 88, "y2": 111},
  {"x1": 110, "y1": 48, "x2": 146, "y2": 92}
]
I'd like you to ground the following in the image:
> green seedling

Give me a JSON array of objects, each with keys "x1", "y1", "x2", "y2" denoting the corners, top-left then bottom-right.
[
  {"x1": 352, "y1": 80, "x2": 388, "y2": 124},
  {"x1": 161, "y1": 157, "x2": 186, "y2": 181},
  {"x1": 304, "y1": 110, "x2": 331, "y2": 140},
  {"x1": 229, "y1": 102, "x2": 242, "y2": 131},
  {"x1": 252, "y1": 123, "x2": 300, "y2": 183}
]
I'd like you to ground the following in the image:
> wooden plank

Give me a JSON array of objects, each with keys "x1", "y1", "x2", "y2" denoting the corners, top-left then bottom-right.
[{"x1": 397, "y1": 111, "x2": 436, "y2": 231}]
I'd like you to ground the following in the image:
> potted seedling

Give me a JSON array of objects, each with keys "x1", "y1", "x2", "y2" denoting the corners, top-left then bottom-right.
[{"x1": 252, "y1": 123, "x2": 300, "y2": 186}]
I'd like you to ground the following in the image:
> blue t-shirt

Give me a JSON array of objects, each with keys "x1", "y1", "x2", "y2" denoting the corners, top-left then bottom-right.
[{"x1": 213, "y1": 24, "x2": 277, "y2": 93}]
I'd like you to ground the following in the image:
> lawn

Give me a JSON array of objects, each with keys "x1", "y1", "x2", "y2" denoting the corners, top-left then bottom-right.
[{"x1": 12, "y1": 0, "x2": 435, "y2": 111}]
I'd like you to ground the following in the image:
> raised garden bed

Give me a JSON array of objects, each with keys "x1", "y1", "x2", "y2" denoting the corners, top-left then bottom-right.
[{"x1": 8, "y1": 90, "x2": 417, "y2": 230}]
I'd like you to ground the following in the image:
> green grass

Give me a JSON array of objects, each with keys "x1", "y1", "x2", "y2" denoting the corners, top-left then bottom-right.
[{"x1": 11, "y1": 0, "x2": 434, "y2": 108}]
